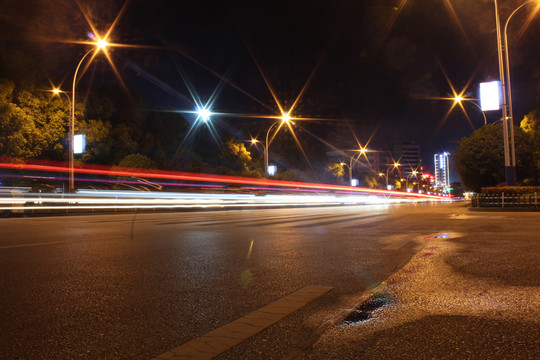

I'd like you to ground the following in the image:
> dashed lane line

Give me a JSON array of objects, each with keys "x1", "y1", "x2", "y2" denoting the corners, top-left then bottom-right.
[{"x1": 152, "y1": 285, "x2": 333, "y2": 360}]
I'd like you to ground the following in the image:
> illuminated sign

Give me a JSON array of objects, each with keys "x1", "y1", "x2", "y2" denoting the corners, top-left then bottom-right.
[
  {"x1": 74, "y1": 134, "x2": 85, "y2": 154},
  {"x1": 480, "y1": 81, "x2": 501, "y2": 111},
  {"x1": 267, "y1": 165, "x2": 277, "y2": 176}
]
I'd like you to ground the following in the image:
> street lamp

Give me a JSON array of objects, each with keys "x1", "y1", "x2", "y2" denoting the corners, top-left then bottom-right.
[
  {"x1": 196, "y1": 106, "x2": 213, "y2": 123},
  {"x1": 386, "y1": 162, "x2": 400, "y2": 189},
  {"x1": 378, "y1": 172, "x2": 386, "y2": 189},
  {"x1": 250, "y1": 138, "x2": 266, "y2": 172},
  {"x1": 264, "y1": 113, "x2": 291, "y2": 176},
  {"x1": 343, "y1": 147, "x2": 368, "y2": 185},
  {"x1": 454, "y1": 96, "x2": 487, "y2": 125},
  {"x1": 406, "y1": 170, "x2": 419, "y2": 191},
  {"x1": 52, "y1": 88, "x2": 73, "y2": 190},
  {"x1": 493, "y1": 0, "x2": 540, "y2": 185},
  {"x1": 51, "y1": 88, "x2": 72, "y2": 121},
  {"x1": 69, "y1": 40, "x2": 110, "y2": 192},
  {"x1": 338, "y1": 162, "x2": 351, "y2": 184}
]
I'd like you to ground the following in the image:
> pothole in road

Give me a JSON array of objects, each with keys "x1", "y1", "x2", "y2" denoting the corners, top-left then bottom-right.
[{"x1": 342, "y1": 293, "x2": 392, "y2": 324}]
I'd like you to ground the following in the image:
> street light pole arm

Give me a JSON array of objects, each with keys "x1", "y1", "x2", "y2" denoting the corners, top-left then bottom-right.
[
  {"x1": 469, "y1": 101, "x2": 488, "y2": 125},
  {"x1": 386, "y1": 166, "x2": 392, "y2": 188},
  {"x1": 71, "y1": 48, "x2": 94, "y2": 120},
  {"x1": 59, "y1": 92, "x2": 72, "y2": 120},
  {"x1": 265, "y1": 122, "x2": 278, "y2": 148},
  {"x1": 503, "y1": 0, "x2": 537, "y2": 168},
  {"x1": 504, "y1": 0, "x2": 537, "y2": 31},
  {"x1": 347, "y1": 151, "x2": 364, "y2": 185}
]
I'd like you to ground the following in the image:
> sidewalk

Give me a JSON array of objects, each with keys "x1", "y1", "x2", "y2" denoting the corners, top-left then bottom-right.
[{"x1": 300, "y1": 210, "x2": 540, "y2": 359}]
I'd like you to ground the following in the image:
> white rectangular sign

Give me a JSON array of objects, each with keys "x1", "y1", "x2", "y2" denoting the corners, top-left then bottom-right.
[
  {"x1": 480, "y1": 81, "x2": 501, "y2": 111},
  {"x1": 74, "y1": 134, "x2": 85, "y2": 154}
]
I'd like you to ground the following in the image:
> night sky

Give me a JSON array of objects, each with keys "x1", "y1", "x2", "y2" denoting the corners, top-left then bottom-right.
[{"x1": 1, "y1": 0, "x2": 539, "y2": 173}]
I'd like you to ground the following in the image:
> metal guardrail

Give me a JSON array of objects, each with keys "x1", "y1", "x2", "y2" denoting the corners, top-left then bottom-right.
[{"x1": 472, "y1": 192, "x2": 539, "y2": 208}]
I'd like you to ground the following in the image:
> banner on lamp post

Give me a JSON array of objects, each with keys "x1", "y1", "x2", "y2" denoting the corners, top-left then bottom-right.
[
  {"x1": 479, "y1": 81, "x2": 501, "y2": 111},
  {"x1": 73, "y1": 134, "x2": 85, "y2": 154}
]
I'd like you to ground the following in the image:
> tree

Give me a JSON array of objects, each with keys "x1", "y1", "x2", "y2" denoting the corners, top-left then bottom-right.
[
  {"x1": 78, "y1": 119, "x2": 112, "y2": 163},
  {"x1": 0, "y1": 78, "x2": 69, "y2": 159},
  {"x1": 326, "y1": 162, "x2": 346, "y2": 184},
  {"x1": 117, "y1": 153, "x2": 158, "y2": 169},
  {"x1": 218, "y1": 139, "x2": 262, "y2": 177},
  {"x1": 454, "y1": 123, "x2": 537, "y2": 192},
  {"x1": 521, "y1": 109, "x2": 540, "y2": 155},
  {"x1": 362, "y1": 173, "x2": 380, "y2": 188}
]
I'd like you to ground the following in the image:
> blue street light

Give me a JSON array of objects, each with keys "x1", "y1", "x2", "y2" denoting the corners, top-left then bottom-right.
[{"x1": 197, "y1": 107, "x2": 212, "y2": 123}]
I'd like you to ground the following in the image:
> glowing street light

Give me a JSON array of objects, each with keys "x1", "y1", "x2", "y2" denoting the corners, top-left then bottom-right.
[
  {"x1": 250, "y1": 138, "x2": 267, "y2": 172},
  {"x1": 196, "y1": 107, "x2": 213, "y2": 123},
  {"x1": 264, "y1": 113, "x2": 291, "y2": 176},
  {"x1": 96, "y1": 39, "x2": 109, "y2": 49},
  {"x1": 69, "y1": 37, "x2": 110, "y2": 192},
  {"x1": 386, "y1": 162, "x2": 400, "y2": 189},
  {"x1": 406, "y1": 170, "x2": 419, "y2": 191},
  {"x1": 344, "y1": 147, "x2": 369, "y2": 186},
  {"x1": 51, "y1": 87, "x2": 74, "y2": 162},
  {"x1": 338, "y1": 162, "x2": 351, "y2": 184},
  {"x1": 51, "y1": 88, "x2": 72, "y2": 119},
  {"x1": 281, "y1": 112, "x2": 291, "y2": 123}
]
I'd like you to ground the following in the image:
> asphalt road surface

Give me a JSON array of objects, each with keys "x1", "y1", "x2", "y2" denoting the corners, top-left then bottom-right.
[{"x1": 0, "y1": 202, "x2": 465, "y2": 359}]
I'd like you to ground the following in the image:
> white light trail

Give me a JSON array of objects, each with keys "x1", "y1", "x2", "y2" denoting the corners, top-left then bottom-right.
[{"x1": 0, "y1": 189, "x2": 450, "y2": 212}]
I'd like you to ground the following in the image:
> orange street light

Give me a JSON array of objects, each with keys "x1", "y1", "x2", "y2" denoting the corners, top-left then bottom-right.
[
  {"x1": 386, "y1": 162, "x2": 401, "y2": 188},
  {"x1": 51, "y1": 89, "x2": 73, "y2": 158},
  {"x1": 264, "y1": 114, "x2": 292, "y2": 176},
  {"x1": 69, "y1": 38, "x2": 110, "y2": 192}
]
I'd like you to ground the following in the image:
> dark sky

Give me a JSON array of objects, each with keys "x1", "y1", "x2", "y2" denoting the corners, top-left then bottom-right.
[{"x1": 1, "y1": 0, "x2": 539, "y2": 173}]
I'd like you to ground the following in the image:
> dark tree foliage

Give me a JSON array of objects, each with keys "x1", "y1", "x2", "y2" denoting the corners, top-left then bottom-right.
[
  {"x1": 0, "y1": 78, "x2": 71, "y2": 160},
  {"x1": 454, "y1": 123, "x2": 538, "y2": 192}
]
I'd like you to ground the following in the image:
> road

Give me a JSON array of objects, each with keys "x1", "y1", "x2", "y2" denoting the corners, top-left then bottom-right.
[{"x1": 0, "y1": 202, "x2": 464, "y2": 359}]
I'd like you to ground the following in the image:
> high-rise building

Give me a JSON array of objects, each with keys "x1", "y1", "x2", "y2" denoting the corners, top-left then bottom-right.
[{"x1": 434, "y1": 152, "x2": 450, "y2": 188}]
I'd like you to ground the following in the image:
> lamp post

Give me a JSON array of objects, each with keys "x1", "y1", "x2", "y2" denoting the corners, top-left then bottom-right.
[
  {"x1": 386, "y1": 162, "x2": 400, "y2": 188},
  {"x1": 52, "y1": 88, "x2": 72, "y2": 121},
  {"x1": 502, "y1": 0, "x2": 539, "y2": 184},
  {"x1": 406, "y1": 170, "x2": 419, "y2": 192},
  {"x1": 69, "y1": 40, "x2": 109, "y2": 192},
  {"x1": 339, "y1": 162, "x2": 350, "y2": 184},
  {"x1": 264, "y1": 113, "x2": 290, "y2": 176},
  {"x1": 251, "y1": 138, "x2": 266, "y2": 172},
  {"x1": 493, "y1": 0, "x2": 539, "y2": 185},
  {"x1": 52, "y1": 88, "x2": 73, "y2": 193},
  {"x1": 350, "y1": 148, "x2": 367, "y2": 183},
  {"x1": 378, "y1": 172, "x2": 386, "y2": 189}
]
